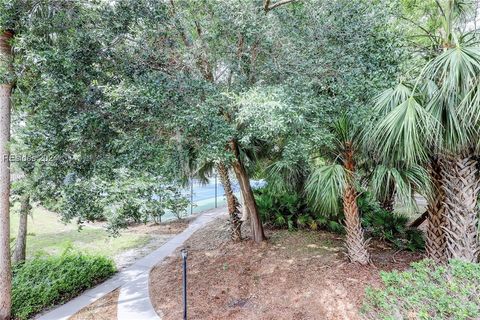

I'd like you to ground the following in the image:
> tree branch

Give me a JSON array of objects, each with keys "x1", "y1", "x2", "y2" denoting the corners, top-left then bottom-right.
[
  {"x1": 263, "y1": 0, "x2": 271, "y2": 12},
  {"x1": 409, "y1": 211, "x2": 427, "y2": 228},
  {"x1": 264, "y1": 0, "x2": 299, "y2": 12}
]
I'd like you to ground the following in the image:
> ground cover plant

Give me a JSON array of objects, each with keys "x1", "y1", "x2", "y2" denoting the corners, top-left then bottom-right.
[
  {"x1": 362, "y1": 259, "x2": 480, "y2": 320},
  {"x1": 12, "y1": 251, "x2": 115, "y2": 320}
]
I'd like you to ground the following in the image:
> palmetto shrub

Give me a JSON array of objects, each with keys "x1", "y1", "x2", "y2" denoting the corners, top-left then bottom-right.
[
  {"x1": 254, "y1": 185, "x2": 343, "y2": 232},
  {"x1": 359, "y1": 193, "x2": 424, "y2": 251},
  {"x1": 362, "y1": 259, "x2": 480, "y2": 320}
]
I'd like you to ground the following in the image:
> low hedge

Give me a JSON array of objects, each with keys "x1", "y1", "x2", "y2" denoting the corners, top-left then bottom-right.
[
  {"x1": 12, "y1": 251, "x2": 116, "y2": 319},
  {"x1": 362, "y1": 259, "x2": 480, "y2": 320}
]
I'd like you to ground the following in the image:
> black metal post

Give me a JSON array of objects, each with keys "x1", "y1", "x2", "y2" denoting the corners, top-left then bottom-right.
[{"x1": 181, "y1": 248, "x2": 188, "y2": 320}]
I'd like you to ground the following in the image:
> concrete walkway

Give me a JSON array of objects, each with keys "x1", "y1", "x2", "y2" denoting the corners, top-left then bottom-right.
[
  {"x1": 117, "y1": 208, "x2": 223, "y2": 320},
  {"x1": 36, "y1": 207, "x2": 225, "y2": 320}
]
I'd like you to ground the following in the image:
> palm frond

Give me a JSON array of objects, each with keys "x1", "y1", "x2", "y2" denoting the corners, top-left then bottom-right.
[
  {"x1": 373, "y1": 83, "x2": 413, "y2": 115},
  {"x1": 425, "y1": 45, "x2": 480, "y2": 152},
  {"x1": 370, "y1": 164, "x2": 431, "y2": 213},
  {"x1": 266, "y1": 159, "x2": 309, "y2": 193},
  {"x1": 371, "y1": 97, "x2": 435, "y2": 167},
  {"x1": 196, "y1": 160, "x2": 215, "y2": 185},
  {"x1": 331, "y1": 114, "x2": 359, "y2": 160},
  {"x1": 333, "y1": 114, "x2": 353, "y2": 145},
  {"x1": 459, "y1": 80, "x2": 480, "y2": 151},
  {"x1": 305, "y1": 164, "x2": 346, "y2": 216}
]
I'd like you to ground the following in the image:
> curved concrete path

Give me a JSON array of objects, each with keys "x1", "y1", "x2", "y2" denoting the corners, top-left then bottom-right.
[
  {"x1": 36, "y1": 207, "x2": 225, "y2": 320},
  {"x1": 117, "y1": 208, "x2": 223, "y2": 320}
]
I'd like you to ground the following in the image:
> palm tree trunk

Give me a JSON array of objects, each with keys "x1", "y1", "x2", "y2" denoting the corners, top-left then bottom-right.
[
  {"x1": 343, "y1": 145, "x2": 369, "y2": 264},
  {"x1": 216, "y1": 163, "x2": 242, "y2": 242},
  {"x1": 343, "y1": 183, "x2": 370, "y2": 264},
  {"x1": 12, "y1": 195, "x2": 30, "y2": 264},
  {"x1": 440, "y1": 155, "x2": 479, "y2": 263},
  {"x1": 0, "y1": 30, "x2": 13, "y2": 320},
  {"x1": 425, "y1": 158, "x2": 447, "y2": 263},
  {"x1": 230, "y1": 140, "x2": 265, "y2": 243}
]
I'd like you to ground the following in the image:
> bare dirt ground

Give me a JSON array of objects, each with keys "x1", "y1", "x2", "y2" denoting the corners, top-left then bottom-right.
[{"x1": 150, "y1": 217, "x2": 422, "y2": 320}]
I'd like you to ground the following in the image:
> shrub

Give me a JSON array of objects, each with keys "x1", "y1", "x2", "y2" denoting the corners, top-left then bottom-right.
[
  {"x1": 359, "y1": 194, "x2": 424, "y2": 251},
  {"x1": 12, "y1": 251, "x2": 116, "y2": 319},
  {"x1": 254, "y1": 186, "x2": 343, "y2": 232},
  {"x1": 362, "y1": 259, "x2": 480, "y2": 320}
]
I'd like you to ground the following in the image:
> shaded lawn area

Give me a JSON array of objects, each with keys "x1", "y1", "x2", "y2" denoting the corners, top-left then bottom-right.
[{"x1": 9, "y1": 205, "x2": 151, "y2": 260}]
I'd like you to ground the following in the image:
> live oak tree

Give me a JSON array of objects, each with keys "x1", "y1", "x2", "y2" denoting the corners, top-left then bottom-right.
[
  {"x1": 162, "y1": 0, "x2": 277, "y2": 242},
  {"x1": 0, "y1": 2, "x2": 172, "y2": 316},
  {"x1": 0, "y1": 2, "x2": 97, "y2": 316},
  {"x1": 12, "y1": 0, "x2": 192, "y2": 233},
  {"x1": 116, "y1": 0, "x2": 305, "y2": 242}
]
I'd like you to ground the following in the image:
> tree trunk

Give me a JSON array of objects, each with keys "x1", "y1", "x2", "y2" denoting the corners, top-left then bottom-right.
[
  {"x1": 425, "y1": 158, "x2": 447, "y2": 264},
  {"x1": 0, "y1": 30, "x2": 13, "y2": 320},
  {"x1": 241, "y1": 202, "x2": 249, "y2": 222},
  {"x1": 216, "y1": 163, "x2": 242, "y2": 242},
  {"x1": 440, "y1": 155, "x2": 479, "y2": 263},
  {"x1": 229, "y1": 140, "x2": 265, "y2": 243},
  {"x1": 12, "y1": 195, "x2": 30, "y2": 264},
  {"x1": 343, "y1": 144, "x2": 369, "y2": 264},
  {"x1": 380, "y1": 187, "x2": 395, "y2": 212},
  {"x1": 343, "y1": 183, "x2": 370, "y2": 264}
]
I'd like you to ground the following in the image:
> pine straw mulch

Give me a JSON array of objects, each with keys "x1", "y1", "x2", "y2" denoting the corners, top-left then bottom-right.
[{"x1": 149, "y1": 217, "x2": 422, "y2": 320}]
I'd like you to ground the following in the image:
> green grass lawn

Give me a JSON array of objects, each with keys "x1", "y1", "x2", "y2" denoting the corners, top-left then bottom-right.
[{"x1": 10, "y1": 205, "x2": 151, "y2": 260}]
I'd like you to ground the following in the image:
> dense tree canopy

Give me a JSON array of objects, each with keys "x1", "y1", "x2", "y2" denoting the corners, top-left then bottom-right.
[{"x1": 2, "y1": 1, "x2": 480, "y2": 319}]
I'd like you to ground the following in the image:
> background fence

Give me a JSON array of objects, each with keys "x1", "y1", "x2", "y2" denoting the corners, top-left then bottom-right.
[{"x1": 161, "y1": 176, "x2": 264, "y2": 221}]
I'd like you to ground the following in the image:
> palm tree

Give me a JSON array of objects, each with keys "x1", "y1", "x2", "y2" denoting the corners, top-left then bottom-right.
[
  {"x1": 216, "y1": 162, "x2": 242, "y2": 242},
  {"x1": 370, "y1": 0, "x2": 480, "y2": 263},
  {"x1": 306, "y1": 116, "x2": 370, "y2": 264}
]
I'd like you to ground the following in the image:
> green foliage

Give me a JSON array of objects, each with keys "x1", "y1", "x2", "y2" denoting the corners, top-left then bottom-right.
[
  {"x1": 359, "y1": 194, "x2": 424, "y2": 251},
  {"x1": 362, "y1": 259, "x2": 480, "y2": 320},
  {"x1": 370, "y1": 95, "x2": 435, "y2": 167},
  {"x1": 255, "y1": 185, "x2": 305, "y2": 230},
  {"x1": 6, "y1": 0, "x2": 409, "y2": 231},
  {"x1": 61, "y1": 169, "x2": 188, "y2": 234},
  {"x1": 368, "y1": 163, "x2": 430, "y2": 214},
  {"x1": 254, "y1": 185, "x2": 343, "y2": 232},
  {"x1": 306, "y1": 164, "x2": 346, "y2": 216},
  {"x1": 12, "y1": 250, "x2": 116, "y2": 320},
  {"x1": 369, "y1": 0, "x2": 480, "y2": 166},
  {"x1": 264, "y1": 158, "x2": 310, "y2": 194}
]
